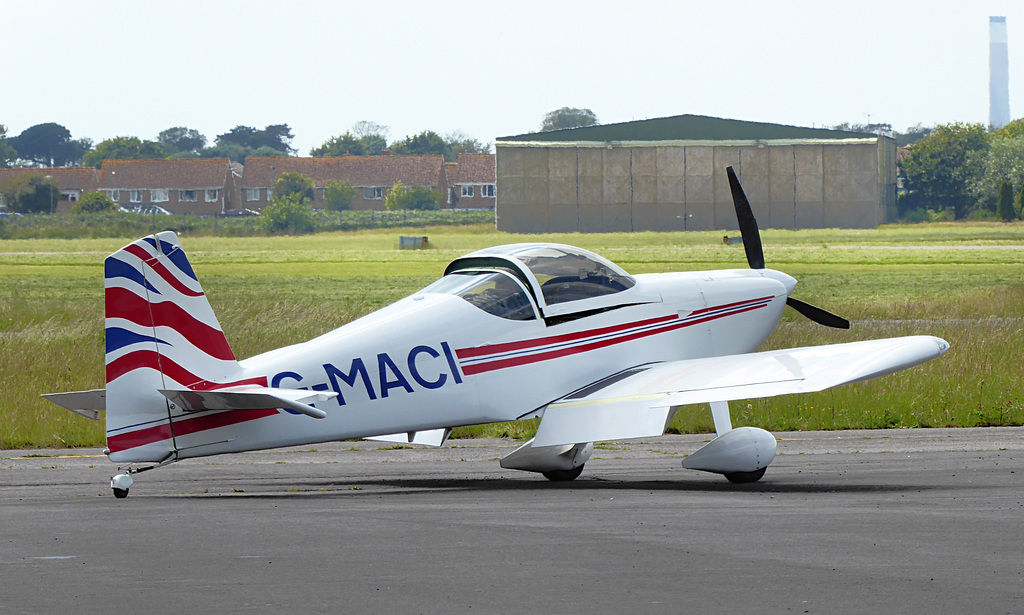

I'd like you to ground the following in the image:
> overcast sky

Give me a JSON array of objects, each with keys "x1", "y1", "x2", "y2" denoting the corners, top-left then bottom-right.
[{"x1": 3, "y1": 0, "x2": 1024, "y2": 155}]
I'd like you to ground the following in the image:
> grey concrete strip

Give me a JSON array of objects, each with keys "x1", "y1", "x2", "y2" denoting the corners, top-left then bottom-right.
[{"x1": 1, "y1": 428, "x2": 1023, "y2": 615}]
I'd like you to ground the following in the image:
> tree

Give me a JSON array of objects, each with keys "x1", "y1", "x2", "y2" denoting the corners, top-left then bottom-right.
[
  {"x1": 389, "y1": 130, "x2": 448, "y2": 157},
  {"x1": 384, "y1": 180, "x2": 440, "y2": 210},
  {"x1": 158, "y1": 127, "x2": 207, "y2": 155},
  {"x1": 540, "y1": 107, "x2": 599, "y2": 132},
  {"x1": 967, "y1": 135, "x2": 1024, "y2": 212},
  {"x1": 0, "y1": 125, "x2": 17, "y2": 168},
  {"x1": 324, "y1": 179, "x2": 356, "y2": 211},
  {"x1": 996, "y1": 181, "x2": 1017, "y2": 221},
  {"x1": 310, "y1": 133, "x2": 365, "y2": 157},
  {"x1": 445, "y1": 130, "x2": 491, "y2": 159},
  {"x1": 899, "y1": 122, "x2": 989, "y2": 218},
  {"x1": 351, "y1": 121, "x2": 389, "y2": 155},
  {"x1": 9, "y1": 122, "x2": 86, "y2": 166},
  {"x1": 273, "y1": 172, "x2": 315, "y2": 204},
  {"x1": 216, "y1": 124, "x2": 295, "y2": 155},
  {"x1": 82, "y1": 136, "x2": 167, "y2": 168},
  {"x1": 0, "y1": 174, "x2": 59, "y2": 213},
  {"x1": 260, "y1": 193, "x2": 313, "y2": 233},
  {"x1": 72, "y1": 191, "x2": 118, "y2": 213}
]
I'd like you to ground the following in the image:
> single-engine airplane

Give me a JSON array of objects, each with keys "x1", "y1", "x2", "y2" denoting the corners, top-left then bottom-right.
[{"x1": 45, "y1": 167, "x2": 948, "y2": 498}]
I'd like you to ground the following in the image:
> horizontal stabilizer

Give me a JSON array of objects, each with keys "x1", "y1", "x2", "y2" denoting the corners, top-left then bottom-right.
[
  {"x1": 41, "y1": 389, "x2": 107, "y2": 420},
  {"x1": 535, "y1": 336, "x2": 948, "y2": 447},
  {"x1": 159, "y1": 386, "x2": 336, "y2": 419},
  {"x1": 365, "y1": 428, "x2": 452, "y2": 447}
]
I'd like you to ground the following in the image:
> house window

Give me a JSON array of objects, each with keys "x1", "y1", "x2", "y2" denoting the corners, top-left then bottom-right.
[
  {"x1": 206, "y1": 189, "x2": 219, "y2": 202},
  {"x1": 107, "y1": 190, "x2": 120, "y2": 202},
  {"x1": 179, "y1": 190, "x2": 197, "y2": 202},
  {"x1": 151, "y1": 189, "x2": 169, "y2": 203},
  {"x1": 364, "y1": 187, "x2": 383, "y2": 200},
  {"x1": 246, "y1": 188, "x2": 259, "y2": 201},
  {"x1": 130, "y1": 190, "x2": 143, "y2": 203},
  {"x1": 62, "y1": 190, "x2": 80, "y2": 202},
  {"x1": 461, "y1": 185, "x2": 474, "y2": 198},
  {"x1": 481, "y1": 184, "x2": 495, "y2": 198}
]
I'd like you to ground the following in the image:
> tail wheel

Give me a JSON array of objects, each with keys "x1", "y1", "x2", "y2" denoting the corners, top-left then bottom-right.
[{"x1": 542, "y1": 464, "x2": 584, "y2": 482}]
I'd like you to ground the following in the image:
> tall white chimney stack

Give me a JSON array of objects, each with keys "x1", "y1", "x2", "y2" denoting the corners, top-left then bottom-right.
[{"x1": 990, "y1": 16, "x2": 1010, "y2": 129}]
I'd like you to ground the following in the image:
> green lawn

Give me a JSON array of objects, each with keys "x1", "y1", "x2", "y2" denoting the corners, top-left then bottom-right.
[{"x1": 2, "y1": 221, "x2": 1022, "y2": 448}]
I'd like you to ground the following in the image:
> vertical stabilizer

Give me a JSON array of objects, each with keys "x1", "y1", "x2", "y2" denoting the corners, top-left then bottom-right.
[{"x1": 104, "y1": 232, "x2": 241, "y2": 462}]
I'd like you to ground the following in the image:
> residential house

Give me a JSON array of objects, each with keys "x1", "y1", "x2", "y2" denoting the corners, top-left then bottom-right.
[
  {"x1": 446, "y1": 153, "x2": 495, "y2": 209},
  {"x1": 98, "y1": 158, "x2": 239, "y2": 215},
  {"x1": 240, "y1": 154, "x2": 448, "y2": 211},
  {"x1": 0, "y1": 166, "x2": 100, "y2": 212}
]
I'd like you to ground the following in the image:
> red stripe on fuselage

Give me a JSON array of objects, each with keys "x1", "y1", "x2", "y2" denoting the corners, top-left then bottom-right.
[{"x1": 106, "y1": 408, "x2": 277, "y2": 453}]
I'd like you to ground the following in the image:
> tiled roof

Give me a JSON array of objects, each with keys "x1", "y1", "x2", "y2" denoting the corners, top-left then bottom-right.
[
  {"x1": 99, "y1": 158, "x2": 231, "y2": 189},
  {"x1": 454, "y1": 153, "x2": 494, "y2": 184},
  {"x1": 241, "y1": 155, "x2": 445, "y2": 188},
  {"x1": 0, "y1": 166, "x2": 99, "y2": 190}
]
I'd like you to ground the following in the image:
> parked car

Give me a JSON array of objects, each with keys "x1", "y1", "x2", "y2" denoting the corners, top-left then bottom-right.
[{"x1": 123, "y1": 205, "x2": 173, "y2": 216}]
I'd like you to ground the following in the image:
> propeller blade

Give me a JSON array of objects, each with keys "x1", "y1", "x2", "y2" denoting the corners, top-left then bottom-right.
[
  {"x1": 726, "y1": 166, "x2": 765, "y2": 269},
  {"x1": 786, "y1": 297, "x2": 851, "y2": 329}
]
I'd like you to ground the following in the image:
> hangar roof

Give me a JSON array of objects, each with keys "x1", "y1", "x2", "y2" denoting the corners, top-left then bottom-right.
[{"x1": 497, "y1": 114, "x2": 871, "y2": 143}]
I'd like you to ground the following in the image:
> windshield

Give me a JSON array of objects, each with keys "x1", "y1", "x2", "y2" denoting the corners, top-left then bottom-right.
[
  {"x1": 421, "y1": 271, "x2": 536, "y2": 321},
  {"x1": 509, "y1": 246, "x2": 635, "y2": 305}
]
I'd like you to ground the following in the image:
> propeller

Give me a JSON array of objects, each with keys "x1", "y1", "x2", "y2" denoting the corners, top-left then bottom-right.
[{"x1": 725, "y1": 166, "x2": 850, "y2": 330}]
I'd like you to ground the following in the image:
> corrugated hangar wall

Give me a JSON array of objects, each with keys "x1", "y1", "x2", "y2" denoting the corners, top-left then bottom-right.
[{"x1": 495, "y1": 137, "x2": 896, "y2": 233}]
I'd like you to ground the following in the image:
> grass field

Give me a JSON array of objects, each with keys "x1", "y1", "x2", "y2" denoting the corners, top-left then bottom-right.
[{"x1": 2, "y1": 222, "x2": 1023, "y2": 448}]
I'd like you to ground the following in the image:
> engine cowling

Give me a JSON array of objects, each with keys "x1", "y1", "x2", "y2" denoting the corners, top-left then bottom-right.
[{"x1": 681, "y1": 427, "x2": 776, "y2": 475}]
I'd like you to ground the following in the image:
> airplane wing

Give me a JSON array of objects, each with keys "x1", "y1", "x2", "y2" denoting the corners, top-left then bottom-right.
[{"x1": 533, "y1": 335, "x2": 949, "y2": 447}]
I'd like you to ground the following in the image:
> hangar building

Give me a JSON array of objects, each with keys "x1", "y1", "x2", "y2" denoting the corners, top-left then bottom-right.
[{"x1": 494, "y1": 115, "x2": 897, "y2": 233}]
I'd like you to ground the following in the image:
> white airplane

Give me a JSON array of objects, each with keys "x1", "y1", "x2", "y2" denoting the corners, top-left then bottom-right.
[{"x1": 45, "y1": 167, "x2": 948, "y2": 498}]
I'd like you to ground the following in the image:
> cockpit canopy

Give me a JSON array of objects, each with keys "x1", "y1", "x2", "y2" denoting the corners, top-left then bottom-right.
[{"x1": 432, "y1": 243, "x2": 637, "y2": 320}]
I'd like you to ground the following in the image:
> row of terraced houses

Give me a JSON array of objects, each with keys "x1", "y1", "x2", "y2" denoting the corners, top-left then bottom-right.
[{"x1": 0, "y1": 152, "x2": 496, "y2": 214}]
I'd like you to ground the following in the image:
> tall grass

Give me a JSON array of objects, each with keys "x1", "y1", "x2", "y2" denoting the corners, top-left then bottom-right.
[{"x1": 2, "y1": 222, "x2": 1022, "y2": 448}]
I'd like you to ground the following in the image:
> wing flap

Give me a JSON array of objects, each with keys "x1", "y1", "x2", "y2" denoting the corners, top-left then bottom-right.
[
  {"x1": 535, "y1": 336, "x2": 948, "y2": 447},
  {"x1": 365, "y1": 428, "x2": 452, "y2": 447},
  {"x1": 159, "y1": 386, "x2": 337, "y2": 419}
]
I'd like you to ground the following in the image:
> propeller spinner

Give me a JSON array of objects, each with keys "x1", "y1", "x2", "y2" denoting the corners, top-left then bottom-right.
[{"x1": 725, "y1": 166, "x2": 850, "y2": 330}]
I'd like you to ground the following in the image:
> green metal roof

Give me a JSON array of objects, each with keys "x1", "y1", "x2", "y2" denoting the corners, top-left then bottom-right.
[{"x1": 497, "y1": 114, "x2": 871, "y2": 143}]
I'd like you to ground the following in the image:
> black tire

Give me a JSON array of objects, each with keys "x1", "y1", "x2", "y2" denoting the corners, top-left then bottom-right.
[
  {"x1": 112, "y1": 488, "x2": 129, "y2": 499},
  {"x1": 724, "y1": 467, "x2": 766, "y2": 484},
  {"x1": 542, "y1": 465, "x2": 584, "y2": 482}
]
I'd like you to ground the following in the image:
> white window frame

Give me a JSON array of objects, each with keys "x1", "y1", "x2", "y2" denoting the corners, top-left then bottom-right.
[
  {"x1": 246, "y1": 188, "x2": 260, "y2": 202},
  {"x1": 151, "y1": 189, "x2": 169, "y2": 203},
  {"x1": 107, "y1": 189, "x2": 120, "y2": 202},
  {"x1": 179, "y1": 190, "x2": 197, "y2": 202},
  {"x1": 481, "y1": 184, "x2": 495, "y2": 198},
  {"x1": 364, "y1": 187, "x2": 383, "y2": 200},
  {"x1": 130, "y1": 190, "x2": 143, "y2": 203},
  {"x1": 206, "y1": 189, "x2": 219, "y2": 202}
]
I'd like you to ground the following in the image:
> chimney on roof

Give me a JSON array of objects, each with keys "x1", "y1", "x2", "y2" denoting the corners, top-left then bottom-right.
[{"x1": 381, "y1": 149, "x2": 391, "y2": 156}]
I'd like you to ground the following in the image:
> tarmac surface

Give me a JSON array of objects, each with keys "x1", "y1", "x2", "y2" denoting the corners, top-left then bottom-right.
[{"x1": 2, "y1": 427, "x2": 1023, "y2": 614}]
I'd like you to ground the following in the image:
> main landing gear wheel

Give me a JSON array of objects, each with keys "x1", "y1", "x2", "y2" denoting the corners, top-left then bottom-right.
[
  {"x1": 724, "y1": 467, "x2": 766, "y2": 484},
  {"x1": 113, "y1": 488, "x2": 129, "y2": 499},
  {"x1": 542, "y1": 465, "x2": 584, "y2": 482}
]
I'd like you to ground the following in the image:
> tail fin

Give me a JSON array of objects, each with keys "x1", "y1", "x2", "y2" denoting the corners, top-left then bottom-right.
[{"x1": 104, "y1": 231, "x2": 243, "y2": 462}]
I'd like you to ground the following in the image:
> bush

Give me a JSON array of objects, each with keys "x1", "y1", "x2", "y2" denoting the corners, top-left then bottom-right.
[
  {"x1": 325, "y1": 179, "x2": 355, "y2": 211},
  {"x1": 997, "y1": 180, "x2": 1017, "y2": 221},
  {"x1": 384, "y1": 180, "x2": 440, "y2": 211},
  {"x1": 260, "y1": 193, "x2": 313, "y2": 233},
  {"x1": 71, "y1": 191, "x2": 118, "y2": 213},
  {"x1": 0, "y1": 174, "x2": 59, "y2": 214},
  {"x1": 273, "y1": 172, "x2": 314, "y2": 204}
]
